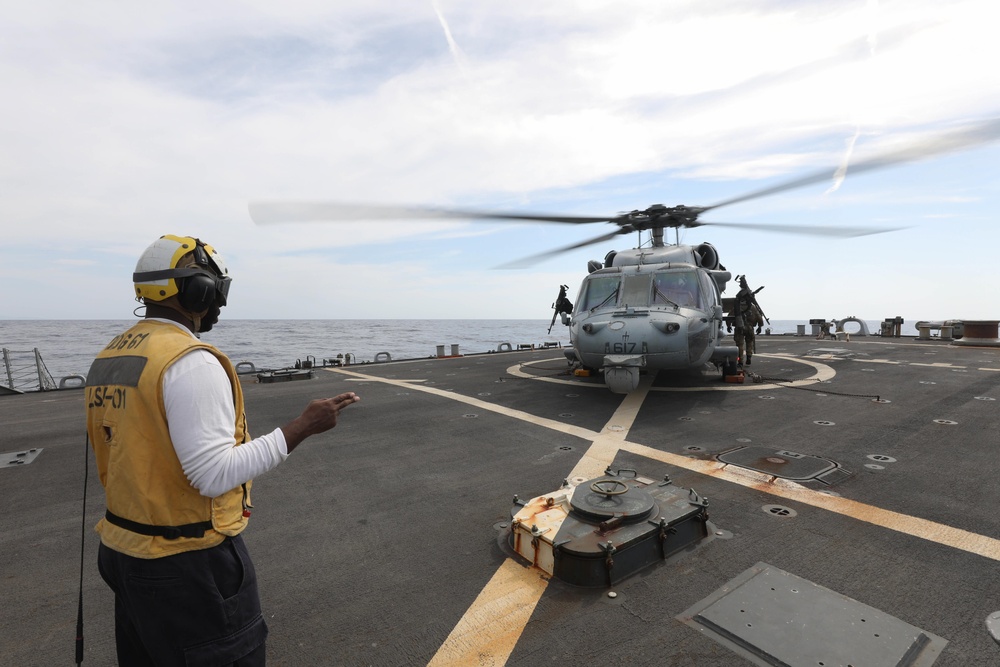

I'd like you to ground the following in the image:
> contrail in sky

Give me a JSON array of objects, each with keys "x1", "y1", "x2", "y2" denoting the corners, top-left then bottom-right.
[
  {"x1": 827, "y1": 0, "x2": 880, "y2": 194},
  {"x1": 432, "y1": 0, "x2": 469, "y2": 74}
]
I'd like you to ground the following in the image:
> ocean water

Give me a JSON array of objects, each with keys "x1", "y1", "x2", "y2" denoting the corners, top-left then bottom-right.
[{"x1": 1, "y1": 317, "x2": 914, "y2": 382}]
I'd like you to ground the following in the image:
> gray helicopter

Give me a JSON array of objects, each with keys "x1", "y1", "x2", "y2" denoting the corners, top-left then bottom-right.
[{"x1": 249, "y1": 118, "x2": 1000, "y2": 393}]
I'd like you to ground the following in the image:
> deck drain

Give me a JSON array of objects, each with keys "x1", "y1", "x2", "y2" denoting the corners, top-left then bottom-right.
[
  {"x1": 558, "y1": 413, "x2": 574, "y2": 418},
  {"x1": 684, "y1": 445, "x2": 705, "y2": 452},
  {"x1": 557, "y1": 445, "x2": 574, "y2": 451},
  {"x1": 933, "y1": 419, "x2": 958, "y2": 425},
  {"x1": 679, "y1": 416, "x2": 694, "y2": 422},
  {"x1": 813, "y1": 420, "x2": 835, "y2": 426},
  {"x1": 462, "y1": 413, "x2": 478, "y2": 419},
  {"x1": 867, "y1": 454, "x2": 896, "y2": 463},
  {"x1": 762, "y1": 505, "x2": 797, "y2": 518}
]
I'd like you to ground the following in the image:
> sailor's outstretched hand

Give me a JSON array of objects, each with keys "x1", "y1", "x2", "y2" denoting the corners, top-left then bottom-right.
[{"x1": 282, "y1": 392, "x2": 361, "y2": 452}]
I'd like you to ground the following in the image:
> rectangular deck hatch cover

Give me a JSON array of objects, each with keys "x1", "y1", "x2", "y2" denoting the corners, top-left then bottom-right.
[{"x1": 678, "y1": 562, "x2": 947, "y2": 667}]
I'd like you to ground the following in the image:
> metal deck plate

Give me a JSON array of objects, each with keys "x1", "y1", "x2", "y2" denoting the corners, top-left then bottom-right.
[
  {"x1": 2, "y1": 448, "x2": 42, "y2": 468},
  {"x1": 678, "y1": 562, "x2": 947, "y2": 667},
  {"x1": 718, "y1": 446, "x2": 835, "y2": 481}
]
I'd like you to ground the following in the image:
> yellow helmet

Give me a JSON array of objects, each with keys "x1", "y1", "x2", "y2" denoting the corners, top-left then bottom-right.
[{"x1": 132, "y1": 234, "x2": 231, "y2": 312}]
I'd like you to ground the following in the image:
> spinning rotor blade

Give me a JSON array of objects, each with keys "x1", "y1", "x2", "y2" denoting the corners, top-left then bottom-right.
[
  {"x1": 703, "y1": 116, "x2": 1000, "y2": 213},
  {"x1": 696, "y1": 220, "x2": 902, "y2": 237},
  {"x1": 249, "y1": 201, "x2": 615, "y2": 225},
  {"x1": 496, "y1": 228, "x2": 633, "y2": 268}
]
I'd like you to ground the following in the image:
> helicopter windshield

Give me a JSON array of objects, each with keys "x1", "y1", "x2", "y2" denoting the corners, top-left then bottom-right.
[
  {"x1": 652, "y1": 270, "x2": 706, "y2": 309},
  {"x1": 579, "y1": 274, "x2": 620, "y2": 311}
]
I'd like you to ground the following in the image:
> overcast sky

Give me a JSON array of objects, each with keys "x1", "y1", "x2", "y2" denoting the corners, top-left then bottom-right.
[{"x1": 2, "y1": 1, "x2": 999, "y2": 322}]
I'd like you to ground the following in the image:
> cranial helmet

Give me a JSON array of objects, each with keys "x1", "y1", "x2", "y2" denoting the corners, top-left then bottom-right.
[{"x1": 133, "y1": 234, "x2": 231, "y2": 313}]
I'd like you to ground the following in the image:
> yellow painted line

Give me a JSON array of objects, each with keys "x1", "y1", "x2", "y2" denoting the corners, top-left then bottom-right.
[
  {"x1": 619, "y1": 441, "x2": 1000, "y2": 562},
  {"x1": 329, "y1": 367, "x2": 598, "y2": 441},
  {"x1": 427, "y1": 560, "x2": 549, "y2": 667}
]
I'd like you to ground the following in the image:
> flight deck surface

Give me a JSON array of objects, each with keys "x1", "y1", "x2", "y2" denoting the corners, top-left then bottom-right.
[{"x1": 3, "y1": 334, "x2": 1000, "y2": 666}]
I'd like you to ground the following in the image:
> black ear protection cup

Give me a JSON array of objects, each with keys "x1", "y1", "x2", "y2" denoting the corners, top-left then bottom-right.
[
  {"x1": 177, "y1": 272, "x2": 219, "y2": 312},
  {"x1": 175, "y1": 240, "x2": 231, "y2": 313}
]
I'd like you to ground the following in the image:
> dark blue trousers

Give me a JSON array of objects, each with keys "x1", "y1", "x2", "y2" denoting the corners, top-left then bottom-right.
[{"x1": 98, "y1": 534, "x2": 268, "y2": 666}]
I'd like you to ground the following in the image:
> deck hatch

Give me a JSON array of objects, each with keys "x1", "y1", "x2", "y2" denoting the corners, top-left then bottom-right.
[
  {"x1": 678, "y1": 562, "x2": 947, "y2": 667},
  {"x1": 718, "y1": 446, "x2": 835, "y2": 481}
]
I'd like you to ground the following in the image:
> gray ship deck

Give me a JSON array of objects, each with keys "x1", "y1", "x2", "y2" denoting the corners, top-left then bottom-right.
[{"x1": 4, "y1": 334, "x2": 1000, "y2": 666}]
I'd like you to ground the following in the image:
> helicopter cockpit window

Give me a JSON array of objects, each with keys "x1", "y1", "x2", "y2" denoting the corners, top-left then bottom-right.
[
  {"x1": 621, "y1": 273, "x2": 653, "y2": 308},
  {"x1": 652, "y1": 271, "x2": 704, "y2": 309},
  {"x1": 579, "y1": 274, "x2": 620, "y2": 311}
]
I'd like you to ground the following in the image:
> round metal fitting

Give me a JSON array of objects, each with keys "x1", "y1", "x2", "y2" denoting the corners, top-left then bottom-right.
[
  {"x1": 566, "y1": 393, "x2": 579, "y2": 398},
  {"x1": 865, "y1": 464, "x2": 885, "y2": 470},
  {"x1": 762, "y1": 504, "x2": 797, "y2": 518},
  {"x1": 683, "y1": 445, "x2": 704, "y2": 452},
  {"x1": 559, "y1": 413, "x2": 575, "y2": 418},
  {"x1": 975, "y1": 396, "x2": 996, "y2": 401},
  {"x1": 867, "y1": 454, "x2": 896, "y2": 463},
  {"x1": 478, "y1": 392, "x2": 491, "y2": 396},
  {"x1": 678, "y1": 416, "x2": 694, "y2": 422},
  {"x1": 758, "y1": 395, "x2": 775, "y2": 400},
  {"x1": 933, "y1": 419, "x2": 958, "y2": 425},
  {"x1": 873, "y1": 398, "x2": 890, "y2": 404},
  {"x1": 814, "y1": 420, "x2": 835, "y2": 426},
  {"x1": 920, "y1": 381, "x2": 936, "y2": 385},
  {"x1": 462, "y1": 413, "x2": 478, "y2": 419},
  {"x1": 736, "y1": 437, "x2": 752, "y2": 443}
]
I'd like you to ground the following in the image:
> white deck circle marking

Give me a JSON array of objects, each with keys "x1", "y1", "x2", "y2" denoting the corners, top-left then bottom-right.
[{"x1": 506, "y1": 353, "x2": 834, "y2": 391}]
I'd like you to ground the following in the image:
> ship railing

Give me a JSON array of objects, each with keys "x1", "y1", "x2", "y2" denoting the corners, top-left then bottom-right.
[{"x1": 1, "y1": 348, "x2": 58, "y2": 393}]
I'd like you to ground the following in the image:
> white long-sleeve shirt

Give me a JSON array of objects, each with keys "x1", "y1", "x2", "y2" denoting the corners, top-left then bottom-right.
[{"x1": 156, "y1": 320, "x2": 289, "y2": 497}]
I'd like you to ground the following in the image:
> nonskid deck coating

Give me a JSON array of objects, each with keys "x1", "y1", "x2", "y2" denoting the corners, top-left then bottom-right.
[{"x1": 3, "y1": 335, "x2": 1000, "y2": 665}]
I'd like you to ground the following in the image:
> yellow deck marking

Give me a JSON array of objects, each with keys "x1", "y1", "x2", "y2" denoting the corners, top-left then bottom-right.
[
  {"x1": 330, "y1": 368, "x2": 597, "y2": 441},
  {"x1": 427, "y1": 560, "x2": 548, "y2": 667},
  {"x1": 330, "y1": 361, "x2": 1000, "y2": 666},
  {"x1": 619, "y1": 441, "x2": 1000, "y2": 562}
]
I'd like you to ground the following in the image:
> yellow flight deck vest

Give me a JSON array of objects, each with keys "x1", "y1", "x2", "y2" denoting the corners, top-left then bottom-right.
[{"x1": 86, "y1": 320, "x2": 252, "y2": 558}]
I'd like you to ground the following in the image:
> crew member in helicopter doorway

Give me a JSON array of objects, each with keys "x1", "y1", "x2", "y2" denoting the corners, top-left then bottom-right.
[
  {"x1": 86, "y1": 234, "x2": 360, "y2": 666},
  {"x1": 727, "y1": 275, "x2": 766, "y2": 368}
]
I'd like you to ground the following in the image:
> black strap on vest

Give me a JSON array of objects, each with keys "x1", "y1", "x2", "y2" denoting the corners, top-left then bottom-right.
[{"x1": 105, "y1": 510, "x2": 213, "y2": 540}]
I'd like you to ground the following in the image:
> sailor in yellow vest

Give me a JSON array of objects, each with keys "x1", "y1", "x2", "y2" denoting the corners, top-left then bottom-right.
[{"x1": 87, "y1": 234, "x2": 360, "y2": 666}]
